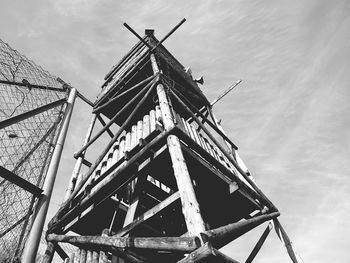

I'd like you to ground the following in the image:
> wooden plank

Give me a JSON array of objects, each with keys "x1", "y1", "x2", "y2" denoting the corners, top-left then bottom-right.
[{"x1": 117, "y1": 191, "x2": 180, "y2": 237}]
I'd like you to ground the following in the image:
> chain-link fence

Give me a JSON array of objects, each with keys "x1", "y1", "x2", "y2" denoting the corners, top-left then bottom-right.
[{"x1": 0, "y1": 38, "x2": 69, "y2": 262}]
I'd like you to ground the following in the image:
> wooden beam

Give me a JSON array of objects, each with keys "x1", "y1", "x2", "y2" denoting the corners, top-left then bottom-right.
[
  {"x1": 151, "y1": 53, "x2": 206, "y2": 239},
  {"x1": 273, "y1": 219, "x2": 301, "y2": 263},
  {"x1": 201, "y1": 212, "x2": 280, "y2": 249},
  {"x1": 245, "y1": 223, "x2": 273, "y2": 263},
  {"x1": 94, "y1": 76, "x2": 154, "y2": 113},
  {"x1": 116, "y1": 191, "x2": 180, "y2": 237},
  {"x1": 0, "y1": 98, "x2": 66, "y2": 129},
  {"x1": 96, "y1": 114, "x2": 114, "y2": 138},
  {"x1": 0, "y1": 165, "x2": 42, "y2": 196},
  {"x1": 47, "y1": 234, "x2": 199, "y2": 253}
]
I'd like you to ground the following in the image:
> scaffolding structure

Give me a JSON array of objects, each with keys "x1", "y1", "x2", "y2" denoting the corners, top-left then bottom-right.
[
  {"x1": 42, "y1": 23, "x2": 302, "y2": 263},
  {"x1": 0, "y1": 38, "x2": 69, "y2": 262}
]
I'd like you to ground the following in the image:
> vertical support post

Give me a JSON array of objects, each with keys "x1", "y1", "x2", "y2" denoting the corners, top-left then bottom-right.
[
  {"x1": 150, "y1": 54, "x2": 206, "y2": 238},
  {"x1": 273, "y1": 219, "x2": 302, "y2": 263},
  {"x1": 245, "y1": 222, "x2": 273, "y2": 263},
  {"x1": 22, "y1": 88, "x2": 77, "y2": 263},
  {"x1": 64, "y1": 114, "x2": 97, "y2": 201}
]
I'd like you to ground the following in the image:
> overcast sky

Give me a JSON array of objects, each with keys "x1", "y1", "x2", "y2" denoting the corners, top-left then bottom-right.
[{"x1": 1, "y1": 1, "x2": 349, "y2": 262}]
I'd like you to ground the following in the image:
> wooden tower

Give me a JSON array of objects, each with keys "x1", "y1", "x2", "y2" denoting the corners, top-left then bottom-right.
[{"x1": 45, "y1": 25, "x2": 301, "y2": 263}]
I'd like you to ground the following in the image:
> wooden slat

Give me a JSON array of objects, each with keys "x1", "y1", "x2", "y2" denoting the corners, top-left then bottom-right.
[
  {"x1": 142, "y1": 114, "x2": 150, "y2": 139},
  {"x1": 118, "y1": 136, "x2": 126, "y2": 160},
  {"x1": 112, "y1": 143, "x2": 120, "y2": 165},
  {"x1": 92, "y1": 251, "x2": 99, "y2": 263},
  {"x1": 155, "y1": 105, "x2": 161, "y2": 123},
  {"x1": 198, "y1": 134, "x2": 209, "y2": 154},
  {"x1": 125, "y1": 131, "x2": 131, "y2": 153},
  {"x1": 137, "y1": 120, "x2": 143, "y2": 144},
  {"x1": 130, "y1": 125, "x2": 137, "y2": 149},
  {"x1": 86, "y1": 250, "x2": 93, "y2": 263},
  {"x1": 149, "y1": 109, "x2": 156, "y2": 133},
  {"x1": 79, "y1": 248, "x2": 87, "y2": 263},
  {"x1": 100, "y1": 161, "x2": 107, "y2": 175},
  {"x1": 107, "y1": 152, "x2": 113, "y2": 170}
]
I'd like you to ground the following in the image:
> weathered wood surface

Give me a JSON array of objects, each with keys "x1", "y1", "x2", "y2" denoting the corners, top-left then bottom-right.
[
  {"x1": 177, "y1": 242, "x2": 241, "y2": 263},
  {"x1": 47, "y1": 234, "x2": 199, "y2": 252},
  {"x1": 201, "y1": 212, "x2": 280, "y2": 249},
  {"x1": 151, "y1": 53, "x2": 206, "y2": 239}
]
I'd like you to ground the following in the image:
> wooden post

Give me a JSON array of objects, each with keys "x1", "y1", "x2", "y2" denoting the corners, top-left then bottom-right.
[
  {"x1": 150, "y1": 53, "x2": 206, "y2": 239},
  {"x1": 245, "y1": 222, "x2": 273, "y2": 263},
  {"x1": 273, "y1": 219, "x2": 302, "y2": 263}
]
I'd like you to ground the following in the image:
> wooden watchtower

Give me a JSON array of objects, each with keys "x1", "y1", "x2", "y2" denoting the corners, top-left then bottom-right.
[{"x1": 45, "y1": 24, "x2": 301, "y2": 263}]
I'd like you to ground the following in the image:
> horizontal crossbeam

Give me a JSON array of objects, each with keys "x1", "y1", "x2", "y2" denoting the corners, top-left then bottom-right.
[{"x1": 47, "y1": 234, "x2": 199, "y2": 252}]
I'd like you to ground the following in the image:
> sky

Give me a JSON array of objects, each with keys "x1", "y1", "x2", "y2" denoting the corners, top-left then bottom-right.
[{"x1": 1, "y1": 0, "x2": 350, "y2": 262}]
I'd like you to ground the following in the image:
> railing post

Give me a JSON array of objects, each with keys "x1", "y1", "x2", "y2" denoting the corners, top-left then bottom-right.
[{"x1": 22, "y1": 88, "x2": 77, "y2": 263}]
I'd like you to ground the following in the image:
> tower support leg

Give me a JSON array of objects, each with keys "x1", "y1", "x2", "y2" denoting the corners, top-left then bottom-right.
[{"x1": 150, "y1": 53, "x2": 206, "y2": 239}]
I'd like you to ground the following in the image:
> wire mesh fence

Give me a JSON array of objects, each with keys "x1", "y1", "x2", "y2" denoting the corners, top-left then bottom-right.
[{"x1": 0, "y1": 38, "x2": 69, "y2": 262}]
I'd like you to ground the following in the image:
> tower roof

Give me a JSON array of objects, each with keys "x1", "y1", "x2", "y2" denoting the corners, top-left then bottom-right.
[{"x1": 93, "y1": 30, "x2": 210, "y2": 126}]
